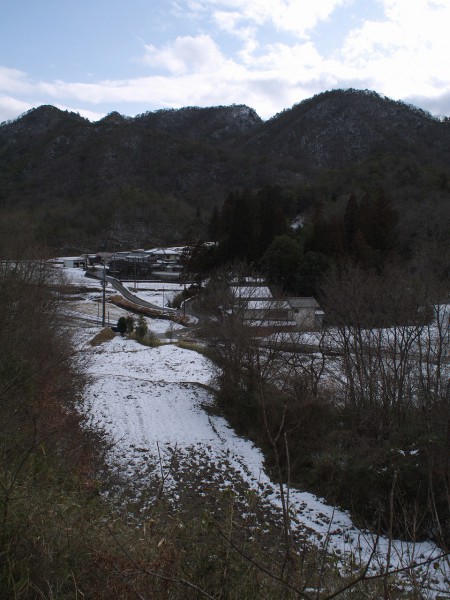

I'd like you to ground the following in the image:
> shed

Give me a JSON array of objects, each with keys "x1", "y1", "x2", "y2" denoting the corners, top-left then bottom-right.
[
  {"x1": 287, "y1": 297, "x2": 324, "y2": 330},
  {"x1": 62, "y1": 256, "x2": 86, "y2": 269}
]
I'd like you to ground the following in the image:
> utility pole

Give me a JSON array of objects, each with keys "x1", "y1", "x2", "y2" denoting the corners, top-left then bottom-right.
[{"x1": 102, "y1": 261, "x2": 106, "y2": 327}]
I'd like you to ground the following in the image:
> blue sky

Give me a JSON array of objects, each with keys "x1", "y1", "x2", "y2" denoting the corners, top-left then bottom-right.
[{"x1": 1, "y1": 0, "x2": 449, "y2": 123}]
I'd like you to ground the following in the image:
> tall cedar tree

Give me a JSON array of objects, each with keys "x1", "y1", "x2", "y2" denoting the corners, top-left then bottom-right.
[
  {"x1": 208, "y1": 205, "x2": 220, "y2": 241},
  {"x1": 218, "y1": 191, "x2": 238, "y2": 241},
  {"x1": 359, "y1": 192, "x2": 399, "y2": 261},
  {"x1": 258, "y1": 186, "x2": 288, "y2": 257},
  {"x1": 343, "y1": 192, "x2": 360, "y2": 253},
  {"x1": 304, "y1": 201, "x2": 336, "y2": 255},
  {"x1": 225, "y1": 189, "x2": 256, "y2": 262}
]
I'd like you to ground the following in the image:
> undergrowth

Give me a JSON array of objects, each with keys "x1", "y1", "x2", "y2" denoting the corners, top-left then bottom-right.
[
  {"x1": 0, "y1": 259, "x2": 438, "y2": 599},
  {"x1": 130, "y1": 329, "x2": 163, "y2": 347},
  {"x1": 176, "y1": 339, "x2": 210, "y2": 356}
]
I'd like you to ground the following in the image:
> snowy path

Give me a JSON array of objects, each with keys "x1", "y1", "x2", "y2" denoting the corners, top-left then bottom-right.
[{"x1": 80, "y1": 334, "x2": 449, "y2": 595}]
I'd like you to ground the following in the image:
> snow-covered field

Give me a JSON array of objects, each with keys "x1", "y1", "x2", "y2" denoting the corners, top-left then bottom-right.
[{"x1": 61, "y1": 266, "x2": 449, "y2": 596}]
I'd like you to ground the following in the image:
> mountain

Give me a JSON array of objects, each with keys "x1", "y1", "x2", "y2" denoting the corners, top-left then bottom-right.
[
  {"x1": 1, "y1": 89, "x2": 449, "y2": 253},
  {"x1": 246, "y1": 89, "x2": 450, "y2": 169}
]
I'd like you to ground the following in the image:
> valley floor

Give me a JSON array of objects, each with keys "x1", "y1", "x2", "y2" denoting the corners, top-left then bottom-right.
[{"x1": 62, "y1": 267, "x2": 449, "y2": 598}]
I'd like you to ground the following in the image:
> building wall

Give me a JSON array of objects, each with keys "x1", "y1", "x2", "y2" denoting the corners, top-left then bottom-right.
[{"x1": 292, "y1": 308, "x2": 316, "y2": 329}]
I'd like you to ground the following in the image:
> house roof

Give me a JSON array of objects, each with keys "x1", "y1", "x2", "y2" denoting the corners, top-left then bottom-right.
[
  {"x1": 146, "y1": 247, "x2": 185, "y2": 256},
  {"x1": 231, "y1": 285, "x2": 273, "y2": 299},
  {"x1": 287, "y1": 297, "x2": 320, "y2": 309},
  {"x1": 246, "y1": 299, "x2": 291, "y2": 310},
  {"x1": 230, "y1": 276, "x2": 266, "y2": 284},
  {"x1": 59, "y1": 256, "x2": 86, "y2": 261}
]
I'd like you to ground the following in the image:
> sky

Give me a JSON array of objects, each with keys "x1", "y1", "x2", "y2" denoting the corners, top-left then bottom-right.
[{"x1": 1, "y1": 0, "x2": 449, "y2": 123}]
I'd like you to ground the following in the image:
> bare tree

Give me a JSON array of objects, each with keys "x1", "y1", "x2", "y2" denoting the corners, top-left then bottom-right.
[{"x1": 320, "y1": 262, "x2": 450, "y2": 544}]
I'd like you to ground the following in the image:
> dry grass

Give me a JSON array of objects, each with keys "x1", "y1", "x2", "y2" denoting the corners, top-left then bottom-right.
[
  {"x1": 176, "y1": 339, "x2": 210, "y2": 357},
  {"x1": 109, "y1": 294, "x2": 190, "y2": 325},
  {"x1": 90, "y1": 327, "x2": 116, "y2": 346},
  {"x1": 130, "y1": 330, "x2": 163, "y2": 347}
]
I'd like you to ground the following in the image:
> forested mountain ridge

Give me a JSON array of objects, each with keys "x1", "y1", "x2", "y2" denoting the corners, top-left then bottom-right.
[
  {"x1": 0, "y1": 89, "x2": 449, "y2": 252},
  {"x1": 0, "y1": 102, "x2": 262, "y2": 206},
  {"x1": 245, "y1": 89, "x2": 450, "y2": 169}
]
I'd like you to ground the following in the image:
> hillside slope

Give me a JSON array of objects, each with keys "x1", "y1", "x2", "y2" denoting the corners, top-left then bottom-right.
[
  {"x1": 247, "y1": 89, "x2": 450, "y2": 169},
  {"x1": 1, "y1": 89, "x2": 449, "y2": 252}
]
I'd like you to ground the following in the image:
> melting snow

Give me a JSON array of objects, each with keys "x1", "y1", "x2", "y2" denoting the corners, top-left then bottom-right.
[
  {"x1": 80, "y1": 334, "x2": 448, "y2": 592},
  {"x1": 62, "y1": 267, "x2": 448, "y2": 596}
]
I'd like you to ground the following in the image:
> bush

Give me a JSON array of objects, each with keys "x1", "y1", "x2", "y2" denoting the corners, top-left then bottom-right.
[
  {"x1": 168, "y1": 291, "x2": 184, "y2": 309},
  {"x1": 90, "y1": 327, "x2": 116, "y2": 346},
  {"x1": 134, "y1": 314, "x2": 148, "y2": 339},
  {"x1": 132, "y1": 329, "x2": 161, "y2": 347},
  {"x1": 117, "y1": 316, "x2": 127, "y2": 335},
  {"x1": 126, "y1": 315, "x2": 135, "y2": 333}
]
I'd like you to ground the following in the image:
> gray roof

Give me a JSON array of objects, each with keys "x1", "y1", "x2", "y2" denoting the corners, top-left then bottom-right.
[
  {"x1": 287, "y1": 297, "x2": 319, "y2": 309},
  {"x1": 232, "y1": 285, "x2": 273, "y2": 299}
]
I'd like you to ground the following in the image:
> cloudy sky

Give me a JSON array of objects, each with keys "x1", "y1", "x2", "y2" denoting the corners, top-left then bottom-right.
[{"x1": 1, "y1": 0, "x2": 449, "y2": 123}]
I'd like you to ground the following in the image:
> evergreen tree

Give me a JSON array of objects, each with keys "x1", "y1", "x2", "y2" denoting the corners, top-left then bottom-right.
[
  {"x1": 225, "y1": 189, "x2": 256, "y2": 262},
  {"x1": 261, "y1": 234, "x2": 302, "y2": 290},
  {"x1": 117, "y1": 316, "x2": 127, "y2": 336},
  {"x1": 218, "y1": 191, "x2": 238, "y2": 241},
  {"x1": 360, "y1": 191, "x2": 399, "y2": 262},
  {"x1": 304, "y1": 200, "x2": 333, "y2": 256},
  {"x1": 258, "y1": 186, "x2": 288, "y2": 257},
  {"x1": 208, "y1": 205, "x2": 220, "y2": 241},
  {"x1": 135, "y1": 314, "x2": 148, "y2": 339},
  {"x1": 295, "y1": 251, "x2": 330, "y2": 296},
  {"x1": 343, "y1": 192, "x2": 360, "y2": 253},
  {"x1": 126, "y1": 315, "x2": 135, "y2": 334},
  {"x1": 326, "y1": 215, "x2": 345, "y2": 257}
]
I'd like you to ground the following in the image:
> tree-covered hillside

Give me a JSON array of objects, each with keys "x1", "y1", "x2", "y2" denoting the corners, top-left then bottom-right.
[{"x1": 1, "y1": 89, "x2": 449, "y2": 253}]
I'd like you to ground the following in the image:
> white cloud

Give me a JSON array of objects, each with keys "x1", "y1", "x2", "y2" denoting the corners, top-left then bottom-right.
[
  {"x1": 142, "y1": 34, "x2": 236, "y2": 75},
  {"x1": 171, "y1": 0, "x2": 351, "y2": 69},
  {"x1": 0, "y1": 95, "x2": 34, "y2": 123},
  {"x1": 406, "y1": 90, "x2": 450, "y2": 118},
  {"x1": 184, "y1": 0, "x2": 350, "y2": 37},
  {"x1": 1, "y1": 0, "x2": 450, "y2": 124},
  {"x1": 0, "y1": 67, "x2": 33, "y2": 94},
  {"x1": 56, "y1": 104, "x2": 105, "y2": 121},
  {"x1": 340, "y1": 0, "x2": 450, "y2": 99}
]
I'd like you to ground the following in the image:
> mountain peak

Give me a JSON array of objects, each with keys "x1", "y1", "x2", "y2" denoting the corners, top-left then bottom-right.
[
  {"x1": 5, "y1": 104, "x2": 87, "y2": 136},
  {"x1": 248, "y1": 88, "x2": 447, "y2": 169},
  {"x1": 134, "y1": 103, "x2": 262, "y2": 139},
  {"x1": 98, "y1": 111, "x2": 128, "y2": 125}
]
